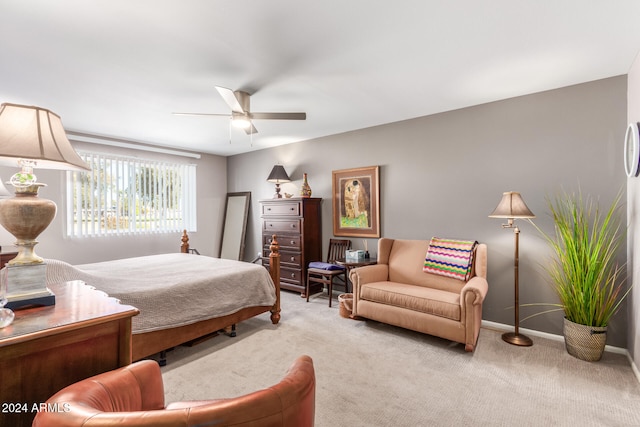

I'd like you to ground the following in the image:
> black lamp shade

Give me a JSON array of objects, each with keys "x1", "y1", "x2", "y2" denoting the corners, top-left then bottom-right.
[{"x1": 267, "y1": 165, "x2": 291, "y2": 183}]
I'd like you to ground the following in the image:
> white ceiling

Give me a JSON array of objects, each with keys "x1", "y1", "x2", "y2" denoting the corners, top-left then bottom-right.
[{"x1": 1, "y1": 1, "x2": 640, "y2": 157}]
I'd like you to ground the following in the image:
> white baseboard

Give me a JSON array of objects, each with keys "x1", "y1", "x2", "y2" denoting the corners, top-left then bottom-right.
[
  {"x1": 628, "y1": 353, "x2": 640, "y2": 385},
  {"x1": 481, "y1": 320, "x2": 640, "y2": 384},
  {"x1": 482, "y1": 320, "x2": 565, "y2": 344}
]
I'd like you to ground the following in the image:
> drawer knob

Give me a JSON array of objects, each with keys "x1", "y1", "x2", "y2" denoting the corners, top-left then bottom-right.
[
  {"x1": 290, "y1": 240, "x2": 295, "y2": 245},
  {"x1": 290, "y1": 224, "x2": 296, "y2": 228},
  {"x1": 290, "y1": 207, "x2": 295, "y2": 211},
  {"x1": 290, "y1": 256, "x2": 295, "y2": 261},
  {"x1": 291, "y1": 273, "x2": 296, "y2": 278}
]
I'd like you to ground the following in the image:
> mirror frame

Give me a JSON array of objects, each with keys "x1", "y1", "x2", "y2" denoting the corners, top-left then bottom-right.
[{"x1": 219, "y1": 192, "x2": 251, "y2": 260}]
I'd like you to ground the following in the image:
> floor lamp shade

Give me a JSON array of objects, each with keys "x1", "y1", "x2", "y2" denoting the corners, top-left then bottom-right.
[
  {"x1": 267, "y1": 165, "x2": 291, "y2": 199},
  {"x1": 489, "y1": 191, "x2": 535, "y2": 347},
  {"x1": 489, "y1": 191, "x2": 535, "y2": 219},
  {"x1": 0, "y1": 103, "x2": 90, "y2": 310}
]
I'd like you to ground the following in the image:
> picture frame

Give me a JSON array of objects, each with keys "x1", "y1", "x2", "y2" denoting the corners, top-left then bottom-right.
[{"x1": 332, "y1": 166, "x2": 380, "y2": 238}]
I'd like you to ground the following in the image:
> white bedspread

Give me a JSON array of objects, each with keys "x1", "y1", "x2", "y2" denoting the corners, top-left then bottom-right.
[{"x1": 45, "y1": 254, "x2": 276, "y2": 334}]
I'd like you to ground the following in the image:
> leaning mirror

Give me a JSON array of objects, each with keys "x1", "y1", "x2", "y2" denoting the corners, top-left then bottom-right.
[{"x1": 219, "y1": 192, "x2": 251, "y2": 260}]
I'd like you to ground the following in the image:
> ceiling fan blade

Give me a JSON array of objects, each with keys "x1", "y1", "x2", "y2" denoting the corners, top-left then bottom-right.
[
  {"x1": 215, "y1": 86, "x2": 245, "y2": 113},
  {"x1": 244, "y1": 122, "x2": 258, "y2": 135},
  {"x1": 250, "y1": 112, "x2": 306, "y2": 120},
  {"x1": 172, "y1": 112, "x2": 231, "y2": 117}
]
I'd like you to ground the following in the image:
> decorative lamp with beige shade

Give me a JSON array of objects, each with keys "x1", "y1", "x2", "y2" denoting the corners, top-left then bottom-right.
[
  {"x1": 0, "y1": 103, "x2": 90, "y2": 310},
  {"x1": 489, "y1": 191, "x2": 536, "y2": 346}
]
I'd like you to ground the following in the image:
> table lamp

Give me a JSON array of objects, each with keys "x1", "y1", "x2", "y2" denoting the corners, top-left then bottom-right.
[
  {"x1": 489, "y1": 191, "x2": 535, "y2": 346},
  {"x1": 267, "y1": 165, "x2": 291, "y2": 199},
  {"x1": 0, "y1": 103, "x2": 90, "y2": 309}
]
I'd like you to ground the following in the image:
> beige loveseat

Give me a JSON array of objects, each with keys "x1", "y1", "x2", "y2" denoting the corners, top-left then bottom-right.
[{"x1": 350, "y1": 238, "x2": 488, "y2": 352}]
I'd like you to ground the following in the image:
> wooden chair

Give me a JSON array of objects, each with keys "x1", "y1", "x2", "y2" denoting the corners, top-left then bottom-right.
[{"x1": 306, "y1": 239, "x2": 351, "y2": 307}]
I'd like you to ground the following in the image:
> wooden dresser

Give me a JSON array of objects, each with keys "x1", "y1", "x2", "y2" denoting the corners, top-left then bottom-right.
[
  {"x1": 0, "y1": 247, "x2": 17, "y2": 268},
  {"x1": 0, "y1": 280, "x2": 139, "y2": 427},
  {"x1": 261, "y1": 198, "x2": 322, "y2": 295}
]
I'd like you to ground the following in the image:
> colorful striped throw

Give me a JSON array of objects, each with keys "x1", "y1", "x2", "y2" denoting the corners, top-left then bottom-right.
[{"x1": 423, "y1": 237, "x2": 477, "y2": 281}]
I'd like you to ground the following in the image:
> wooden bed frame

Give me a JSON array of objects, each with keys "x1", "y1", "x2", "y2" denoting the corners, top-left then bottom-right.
[{"x1": 130, "y1": 230, "x2": 281, "y2": 362}]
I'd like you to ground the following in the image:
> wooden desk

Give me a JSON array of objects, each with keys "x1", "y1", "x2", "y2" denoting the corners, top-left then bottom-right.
[
  {"x1": 0, "y1": 280, "x2": 139, "y2": 427},
  {"x1": 0, "y1": 248, "x2": 17, "y2": 269}
]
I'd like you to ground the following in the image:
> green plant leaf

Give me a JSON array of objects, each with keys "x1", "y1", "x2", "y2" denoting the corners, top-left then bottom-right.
[{"x1": 530, "y1": 189, "x2": 629, "y2": 328}]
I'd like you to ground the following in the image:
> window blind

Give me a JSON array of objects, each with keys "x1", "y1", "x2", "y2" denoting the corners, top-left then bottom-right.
[{"x1": 66, "y1": 151, "x2": 197, "y2": 237}]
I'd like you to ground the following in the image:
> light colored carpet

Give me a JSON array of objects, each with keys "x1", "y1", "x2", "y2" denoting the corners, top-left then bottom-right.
[{"x1": 161, "y1": 290, "x2": 640, "y2": 427}]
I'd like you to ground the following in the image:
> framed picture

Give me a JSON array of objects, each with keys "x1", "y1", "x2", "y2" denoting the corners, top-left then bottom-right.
[{"x1": 332, "y1": 166, "x2": 380, "y2": 238}]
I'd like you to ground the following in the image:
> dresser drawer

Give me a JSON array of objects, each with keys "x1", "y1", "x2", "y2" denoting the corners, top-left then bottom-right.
[
  {"x1": 281, "y1": 251, "x2": 302, "y2": 267},
  {"x1": 263, "y1": 219, "x2": 301, "y2": 234},
  {"x1": 262, "y1": 201, "x2": 301, "y2": 217},
  {"x1": 280, "y1": 267, "x2": 303, "y2": 285},
  {"x1": 263, "y1": 250, "x2": 301, "y2": 267},
  {"x1": 264, "y1": 234, "x2": 301, "y2": 249}
]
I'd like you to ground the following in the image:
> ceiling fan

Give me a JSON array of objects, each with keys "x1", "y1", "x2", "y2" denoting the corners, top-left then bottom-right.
[{"x1": 173, "y1": 86, "x2": 306, "y2": 135}]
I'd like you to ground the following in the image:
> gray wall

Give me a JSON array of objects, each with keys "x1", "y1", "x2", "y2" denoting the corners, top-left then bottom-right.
[
  {"x1": 228, "y1": 76, "x2": 629, "y2": 347},
  {"x1": 0, "y1": 76, "x2": 627, "y2": 348},
  {"x1": 0, "y1": 146, "x2": 228, "y2": 264},
  {"x1": 627, "y1": 54, "x2": 640, "y2": 368}
]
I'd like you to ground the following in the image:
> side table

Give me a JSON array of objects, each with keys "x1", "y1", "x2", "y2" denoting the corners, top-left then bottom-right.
[
  {"x1": 335, "y1": 257, "x2": 378, "y2": 291},
  {"x1": 0, "y1": 280, "x2": 139, "y2": 427}
]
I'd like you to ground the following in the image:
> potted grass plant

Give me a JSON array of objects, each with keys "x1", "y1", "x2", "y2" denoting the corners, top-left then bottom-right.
[{"x1": 534, "y1": 189, "x2": 629, "y2": 361}]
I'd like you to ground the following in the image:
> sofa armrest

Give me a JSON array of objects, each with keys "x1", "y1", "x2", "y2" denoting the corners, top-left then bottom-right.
[
  {"x1": 460, "y1": 276, "x2": 488, "y2": 306},
  {"x1": 350, "y1": 264, "x2": 389, "y2": 288},
  {"x1": 350, "y1": 264, "x2": 388, "y2": 317}
]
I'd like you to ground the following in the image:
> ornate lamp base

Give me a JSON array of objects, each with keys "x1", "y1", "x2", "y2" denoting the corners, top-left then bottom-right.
[
  {"x1": 502, "y1": 332, "x2": 533, "y2": 347},
  {"x1": 0, "y1": 183, "x2": 56, "y2": 265},
  {"x1": 4, "y1": 263, "x2": 55, "y2": 310},
  {"x1": 0, "y1": 183, "x2": 57, "y2": 309}
]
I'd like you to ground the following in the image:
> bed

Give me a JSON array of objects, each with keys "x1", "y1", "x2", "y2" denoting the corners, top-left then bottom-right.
[{"x1": 45, "y1": 231, "x2": 281, "y2": 362}]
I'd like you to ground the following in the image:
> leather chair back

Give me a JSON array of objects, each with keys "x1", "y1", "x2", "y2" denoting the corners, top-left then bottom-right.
[{"x1": 32, "y1": 355, "x2": 315, "y2": 427}]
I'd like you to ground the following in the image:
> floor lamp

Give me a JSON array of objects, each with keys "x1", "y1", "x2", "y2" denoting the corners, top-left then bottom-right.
[{"x1": 489, "y1": 191, "x2": 535, "y2": 346}]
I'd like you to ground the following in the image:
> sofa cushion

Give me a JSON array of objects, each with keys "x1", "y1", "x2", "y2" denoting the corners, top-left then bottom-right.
[
  {"x1": 308, "y1": 261, "x2": 344, "y2": 271},
  {"x1": 387, "y1": 239, "x2": 467, "y2": 293},
  {"x1": 360, "y1": 281, "x2": 461, "y2": 321},
  {"x1": 423, "y1": 237, "x2": 477, "y2": 281}
]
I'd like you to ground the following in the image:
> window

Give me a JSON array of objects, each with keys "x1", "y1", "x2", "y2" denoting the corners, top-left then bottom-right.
[{"x1": 67, "y1": 151, "x2": 197, "y2": 237}]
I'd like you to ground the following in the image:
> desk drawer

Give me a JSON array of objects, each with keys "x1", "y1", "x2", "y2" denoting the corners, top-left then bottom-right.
[
  {"x1": 263, "y1": 219, "x2": 301, "y2": 233},
  {"x1": 262, "y1": 202, "x2": 301, "y2": 217}
]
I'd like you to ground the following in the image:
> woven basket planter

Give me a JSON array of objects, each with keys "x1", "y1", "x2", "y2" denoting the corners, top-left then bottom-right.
[
  {"x1": 563, "y1": 317, "x2": 607, "y2": 362},
  {"x1": 338, "y1": 293, "x2": 353, "y2": 318}
]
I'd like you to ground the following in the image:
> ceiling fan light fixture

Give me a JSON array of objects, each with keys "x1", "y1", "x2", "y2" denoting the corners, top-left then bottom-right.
[
  {"x1": 174, "y1": 86, "x2": 306, "y2": 137},
  {"x1": 232, "y1": 116, "x2": 251, "y2": 129}
]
